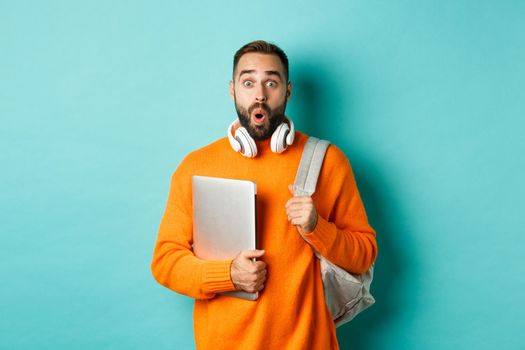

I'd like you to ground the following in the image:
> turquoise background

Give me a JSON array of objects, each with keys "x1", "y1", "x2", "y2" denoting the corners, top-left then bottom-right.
[{"x1": 1, "y1": 1, "x2": 524, "y2": 349}]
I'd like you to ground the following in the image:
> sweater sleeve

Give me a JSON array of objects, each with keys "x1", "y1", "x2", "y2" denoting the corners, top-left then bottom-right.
[
  {"x1": 150, "y1": 158, "x2": 236, "y2": 299},
  {"x1": 300, "y1": 145, "x2": 377, "y2": 274}
]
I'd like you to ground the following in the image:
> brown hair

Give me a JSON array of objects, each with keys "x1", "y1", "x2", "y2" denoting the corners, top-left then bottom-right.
[{"x1": 233, "y1": 40, "x2": 289, "y2": 82}]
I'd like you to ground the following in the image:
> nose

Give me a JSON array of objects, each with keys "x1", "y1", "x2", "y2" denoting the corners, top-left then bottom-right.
[{"x1": 255, "y1": 83, "x2": 267, "y2": 102}]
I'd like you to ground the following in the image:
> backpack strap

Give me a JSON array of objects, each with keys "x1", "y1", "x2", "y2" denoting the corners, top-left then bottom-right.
[
  {"x1": 293, "y1": 137, "x2": 331, "y2": 196},
  {"x1": 293, "y1": 136, "x2": 376, "y2": 327}
]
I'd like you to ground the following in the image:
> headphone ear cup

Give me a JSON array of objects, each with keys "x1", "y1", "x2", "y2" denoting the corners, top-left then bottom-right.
[
  {"x1": 235, "y1": 127, "x2": 258, "y2": 158},
  {"x1": 285, "y1": 119, "x2": 295, "y2": 146},
  {"x1": 234, "y1": 136, "x2": 244, "y2": 154},
  {"x1": 270, "y1": 122, "x2": 290, "y2": 154},
  {"x1": 227, "y1": 120, "x2": 241, "y2": 152}
]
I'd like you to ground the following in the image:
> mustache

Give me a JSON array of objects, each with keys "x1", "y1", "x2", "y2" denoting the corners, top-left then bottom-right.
[{"x1": 248, "y1": 102, "x2": 271, "y2": 115}]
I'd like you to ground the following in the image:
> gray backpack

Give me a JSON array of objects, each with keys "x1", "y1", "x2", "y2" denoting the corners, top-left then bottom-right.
[{"x1": 293, "y1": 137, "x2": 375, "y2": 327}]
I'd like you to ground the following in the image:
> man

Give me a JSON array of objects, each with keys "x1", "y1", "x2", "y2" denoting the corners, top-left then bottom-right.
[{"x1": 151, "y1": 40, "x2": 377, "y2": 349}]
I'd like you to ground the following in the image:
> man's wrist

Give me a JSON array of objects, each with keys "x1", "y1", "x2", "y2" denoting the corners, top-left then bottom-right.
[
  {"x1": 203, "y1": 259, "x2": 236, "y2": 293},
  {"x1": 303, "y1": 213, "x2": 319, "y2": 234}
]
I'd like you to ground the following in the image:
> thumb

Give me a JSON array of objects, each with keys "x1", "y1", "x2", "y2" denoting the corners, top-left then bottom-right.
[
  {"x1": 288, "y1": 184, "x2": 295, "y2": 196},
  {"x1": 242, "y1": 249, "x2": 265, "y2": 259}
]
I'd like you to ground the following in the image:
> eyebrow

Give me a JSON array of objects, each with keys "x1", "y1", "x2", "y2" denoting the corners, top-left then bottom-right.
[{"x1": 238, "y1": 69, "x2": 283, "y2": 81}]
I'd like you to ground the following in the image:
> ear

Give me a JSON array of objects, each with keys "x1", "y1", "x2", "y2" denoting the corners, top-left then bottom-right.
[
  {"x1": 286, "y1": 81, "x2": 292, "y2": 101},
  {"x1": 229, "y1": 80, "x2": 235, "y2": 101}
]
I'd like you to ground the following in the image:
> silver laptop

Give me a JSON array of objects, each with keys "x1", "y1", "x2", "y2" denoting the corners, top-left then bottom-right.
[{"x1": 192, "y1": 175, "x2": 258, "y2": 300}]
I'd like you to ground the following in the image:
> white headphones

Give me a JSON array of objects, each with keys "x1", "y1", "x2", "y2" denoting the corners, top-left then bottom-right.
[{"x1": 227, "y1": 118, "x2": 295, "y2": 158}]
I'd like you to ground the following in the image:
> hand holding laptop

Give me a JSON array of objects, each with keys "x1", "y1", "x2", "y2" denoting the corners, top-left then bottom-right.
[{"x1": 230, "y1": 249, "x2": 267, "y2": 293}]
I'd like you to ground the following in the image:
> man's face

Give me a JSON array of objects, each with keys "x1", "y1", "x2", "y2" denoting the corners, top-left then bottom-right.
[{"x1": 230, "y1": 53, "x2": 292, "y2": 141}]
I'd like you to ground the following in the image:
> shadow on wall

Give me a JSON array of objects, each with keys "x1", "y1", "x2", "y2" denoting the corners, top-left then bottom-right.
[{"x1": 292, "y1": 59, "x2": 411, "y2": 349}]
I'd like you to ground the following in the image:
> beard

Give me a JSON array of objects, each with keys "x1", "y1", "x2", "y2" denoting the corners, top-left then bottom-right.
[{"x1": 234, "y1": 98, "x2": 288, "y2": 141}]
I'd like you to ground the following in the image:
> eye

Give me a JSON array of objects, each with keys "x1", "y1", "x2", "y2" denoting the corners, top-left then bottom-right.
[
  {"x1": 266, "y1": 81, "x2": 277, "y2": 88},
  {"x1": 243, "y1": 80, "x2": 253, "y2": 87}
]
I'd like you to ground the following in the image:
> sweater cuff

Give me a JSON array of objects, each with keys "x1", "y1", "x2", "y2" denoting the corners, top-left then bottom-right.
[
  {"x1": 202, "y1": 260, "x2": 236, "y2": 294},
  {"x1": 301, "y1": 215, "x2": 341, "y2": 255}
]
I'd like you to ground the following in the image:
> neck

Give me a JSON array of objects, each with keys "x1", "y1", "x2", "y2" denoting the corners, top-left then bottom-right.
[{"x1": 255, "y1": 137, "x2": 272, "y2": 150}]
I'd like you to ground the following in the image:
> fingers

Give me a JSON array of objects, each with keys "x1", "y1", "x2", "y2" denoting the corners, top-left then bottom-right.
[
  {"x1": 286, "y1": 204, "x2": 318, "y2": 233},
  {"x1": 290, "y1": 216, "x2": 305, "y2": 226},
  {"x1": 254, "y1": 260, "x2": 266, "y2": 272},
  {"x1": 285, "y1": 187, "x2": 316, "y2": 233},
  {"x1": 286, "y1": 205, "x2": 314, "y2": 221},
  {"x1": 238, "y1": 267, "x2": 267, "y2": 293},
  {"x1": 285, "y1": 197, "x2": 314, "y2": 211},
  {"x1": 286, "y1": 196, "x2": 313, "y2": 204},
  {"x1": 241, "y1": 249, "x2": 265, "y2": 260},
  {"x1": 239, "y1": 260, "x2": 266, "y2": 274},
  {"x1": 286, "y1": 207, "x2": 310, "y2": 216},
  {"x1": 285, "y1": 201, "x2": 314, "y2": 223},
  {"x1": 287, "y1": 211, "x2": 307, "y2": 223},
  {"x1": 231, "y1": 250, "x2": 268, "y2": 293}
]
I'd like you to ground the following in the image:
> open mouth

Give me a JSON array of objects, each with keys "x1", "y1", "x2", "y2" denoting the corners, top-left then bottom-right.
[{"x1": 252, "y1": 109, "x2": 267, "y2": 124}]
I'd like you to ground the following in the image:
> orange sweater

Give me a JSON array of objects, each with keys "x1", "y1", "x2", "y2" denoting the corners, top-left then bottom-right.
[{"x1": 151, "y1": 131, "x2": 377, "y2": 350}]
